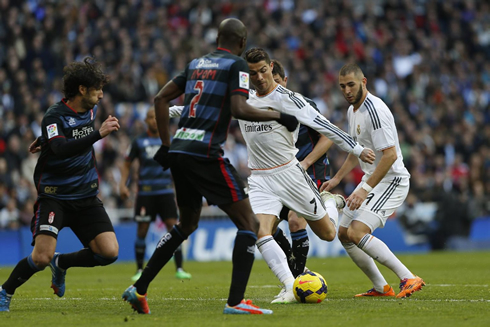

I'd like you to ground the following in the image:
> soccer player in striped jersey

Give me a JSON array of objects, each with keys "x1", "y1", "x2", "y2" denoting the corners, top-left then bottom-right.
[
  {"x1": 321, "y1": 63, "x2": 425, "y2": 298},
  {"x1": 243, "y1": 48, "x2": 375, "y2": 303},
  {"x1": 123, "y1": 18, "x2": 298, "y2": 315},
  {"x1": 270, "y1": 60, "x2": 334, "y2": 278},
  {"x1": 0, "y1": 58, "x2": 120, "y2": 312},
  {"x1": 119, "y1": 108, "x2": 191, "y2": 282}
]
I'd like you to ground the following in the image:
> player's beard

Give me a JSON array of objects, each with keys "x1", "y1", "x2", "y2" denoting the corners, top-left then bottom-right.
[{"x1": 350, "y1": 86, "x2": 364, "y2": 105}]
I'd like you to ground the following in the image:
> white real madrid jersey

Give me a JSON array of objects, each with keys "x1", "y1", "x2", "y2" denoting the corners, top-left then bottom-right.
[
  {"x1": 347, "y1": 92, "x2": 410, "y2": 181},
  {"x1": 241, "y1": 84, "x2": 363, "y2": 170}
]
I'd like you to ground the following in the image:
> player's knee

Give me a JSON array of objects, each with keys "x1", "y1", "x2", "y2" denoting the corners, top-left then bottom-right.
[
  {"x1": 346, "y1": 228, "x2": 363, "y2": 245},
  {"x1": 179, "y1": 222, "x2": 198, "y2": 236},
  {"x1": 31, "y1": 252, "x2": 52, "y2": 269},
  {"x1": 317, "y1": 229, "x2": 336, "y2": 242},
  {"x1": 93, "y1": 253, "x2": 118, "y2": 266}
]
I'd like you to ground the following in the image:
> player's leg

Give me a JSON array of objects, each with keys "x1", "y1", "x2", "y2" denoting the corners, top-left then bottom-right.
[
  {"x1": 132, "y1": 222, "x2": 150, "y2": 281},
  {"x1": 338, "y1": 221, "x2": 393, "y2": 296},
  {"x1": 288, "y1": 212, "x2": 309, "y2": 277},
  {"x1": 272, "y1": 207, "x2": 294, "y2": 273},
  {"x1": 1, "y1": 234, "x2": 57, "y2": 311},
  {"x1": 159, "y1": 193, "x2": 191, "y2": 279},
  {"x1": 133, "y1": 195, "x2": 152, "y2": 279}
]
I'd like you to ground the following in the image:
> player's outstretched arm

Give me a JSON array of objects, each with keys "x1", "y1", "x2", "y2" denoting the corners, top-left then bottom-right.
[
  {"x1": 300, "y1": 135, "x2": 333, "y2": 171},
  {"x1": 320, "y1": 153, "x2": 359, "y2": 192},
  {"x1": 230, "y1": 94, "x2": 298, "y2": 131}
]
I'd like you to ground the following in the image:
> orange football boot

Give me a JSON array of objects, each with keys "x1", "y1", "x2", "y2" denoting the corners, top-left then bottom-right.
[
  {"x1": 396, "y1": 276, "x2": 426, "y2": 298},
  {"x1": 355, "y1": 285, "x2": 395, "y2": 297}
]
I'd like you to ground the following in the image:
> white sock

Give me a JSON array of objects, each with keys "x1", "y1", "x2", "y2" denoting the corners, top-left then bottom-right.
[
  {"x1": 324, "y1": 198, "x2": 339, "y2": 228},
  {"x1": 358, "y1": 234, "x2": 413, "y2": 280},
  {"x1": 343, "y1": 242, "x2": 388, "y2": 292},
  {"x1": 257, "y1": 235, "x2": 295, "y2": 290}
]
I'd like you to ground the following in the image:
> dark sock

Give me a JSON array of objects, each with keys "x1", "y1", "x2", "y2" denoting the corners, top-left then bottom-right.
[
  {"x1": 291, "y1": 229, "x2": 309, "y2": 277},
  {"x1": 227, "y1": 230, "x2": 257, "y2": 307},
  {"x1": 58, "y1": 248, "x2": 99, "y2": 269},
  {"x1": 2, "y1": 255, "x2": 43, "y2": 295},
  {"x1": 273, "y1": 228, "x2": 294, "y2": 272},
  {"x1": 174, "y1": 245, "x2": 183, "y2": 270},
  {"x1": 134, "y1": 226, "x2": 186, "y2": 295},
  {"x1": 135, "y1": 237, "x2": 146, "y2": 270}
]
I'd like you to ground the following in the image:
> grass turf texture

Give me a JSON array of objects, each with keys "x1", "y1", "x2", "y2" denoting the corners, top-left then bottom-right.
[{"x1": 1, "y1": 251, "x2": 489, "y2": 327}]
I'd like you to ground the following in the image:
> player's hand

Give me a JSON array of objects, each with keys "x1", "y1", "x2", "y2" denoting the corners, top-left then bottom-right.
[
  {"x1": 28, "y1": 136, "x2": 43, "y2": 154},
  {"x1": 359, "y1": 148, "x2": 375, "y2": 164},
  {"x1": 119, "y1": 184, "x2": 130, "y2": 200},
  {"x1": 320, "y1": 177, "x2": 340, "y2": 192},
  {"x1": 153, "y1": 145, "x2": 172, "y2": 170},
  {"x1": 346, "y1": 188, "x2": 369, "y2": 211},
  {"x1": 99, "y1": 115, "x2": 120, "y2": 138},
  {"x1": 276, "y1": 113, "x2": 299, "y2": 132}
]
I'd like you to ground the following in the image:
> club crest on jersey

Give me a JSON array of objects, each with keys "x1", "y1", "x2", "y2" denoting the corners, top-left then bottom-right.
[
  {"x1": 68, "y1": 117, "x2": 76, "y2": 126},
  {"x1": 48, "y1": 211, "x2": 55, "y2": 224},
  {"x1": 239, "y1": 71, "x2": 249, "y2": 89},
  {"x1": 47, "y1": 123, "x2": 59, "y2": 139},
  {"x1": 357, "y1": 124, "x2": 361, "y2": 135}
]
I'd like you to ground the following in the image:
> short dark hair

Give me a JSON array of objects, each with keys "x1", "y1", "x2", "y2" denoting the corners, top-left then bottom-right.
[
  {"x1": 244, "y1": 47, "x2": 271, "y2": 65},
  {"x1": 271, "y1": 59, "x2": 285, "y2": 79},
  {"x1": 62, "y1": 57, "x2": 109, "y2": 99},
  {"x1": 339, "y1": 63, "x2": 364, "y2": 78}
]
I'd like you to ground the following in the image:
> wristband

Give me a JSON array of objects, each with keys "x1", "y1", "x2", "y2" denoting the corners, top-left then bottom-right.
[{"x1": 361, "y1": 183, "x2": 373, "y2": 193}]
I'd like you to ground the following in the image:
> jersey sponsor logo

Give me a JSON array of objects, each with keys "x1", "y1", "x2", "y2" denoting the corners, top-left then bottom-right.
[
  {"x1": 44, "y1": 186, "x2": 58, "y2": 194},
  {"x1": 239, "y1": 71, "x2": 249, "y2": 89},
  {"x1": 196, "y1": 59, "x2": 219, "y2": 68},
  {"x1": 72, "y1": 126, "x2": 94, "y2": 139},
  {"x1": 48, "y1": 211, "x2": 55, "y2": 224},
  {"x1": 191, "y1": 69, "x2": 217, "y2": 80},
  {"x1": 68, "y1": 117, "x2": 76, "y2": 126},
  {"x1": 47, "y1": 123, "x2": 59, "y2": 139},
  {"x1": 174, "y1": 127, "x2": 205, "y2": 141},
  {"x1": 40, "y1": 225, "x2": 59, "y2": 234},
  {"x1": 243, "y1": 122, "x2": 273, "y2": 133}
]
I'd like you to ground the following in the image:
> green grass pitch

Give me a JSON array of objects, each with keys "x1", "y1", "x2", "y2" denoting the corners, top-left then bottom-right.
[{"x1": 1, "y1": 251, "x2": 489, "y2": 327}]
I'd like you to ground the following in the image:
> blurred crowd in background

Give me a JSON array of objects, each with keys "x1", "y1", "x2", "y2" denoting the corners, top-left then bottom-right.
[{"x1": 0, "y1": 0, "x2": 489, "y2": 248}]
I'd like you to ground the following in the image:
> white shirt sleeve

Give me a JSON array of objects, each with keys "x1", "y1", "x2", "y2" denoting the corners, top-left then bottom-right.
[
  {"x1": 169, "y1": 105, "x2": 184, "y2": 118},
  {"x1": 279, "y1": 91, "x2": 363, "y2": 156}
]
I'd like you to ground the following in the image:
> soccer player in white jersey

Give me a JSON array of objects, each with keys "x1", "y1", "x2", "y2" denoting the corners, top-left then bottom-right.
[
  {"x1": 321, "y1": 63, "x2": 425, "y2": 298},
  {"x1": 243, "y1": 48, "x2": 375, "y2": 303}
]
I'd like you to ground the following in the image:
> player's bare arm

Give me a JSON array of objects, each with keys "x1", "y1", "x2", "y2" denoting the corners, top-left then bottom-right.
[
  {"x1": 320, "y1": 152, "x2": 359, "y2": 192},
  {"x1": 300, "y1": 135, "x2": 333, "y2": 171},
  {"x1": 154, "y1": 80, "x2": 184, "y2": 147},
  {"x1": 119, "y1": 160, "x2": 132, "y2": 201},
  {"x1": 346, "y1": 146, "x2": 397, "y2": 211}
]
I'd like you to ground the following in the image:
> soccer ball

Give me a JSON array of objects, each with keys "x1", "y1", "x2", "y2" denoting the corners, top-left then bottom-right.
[{"x1": 293, "y1": 271, "x2": 328, "y2": 303}]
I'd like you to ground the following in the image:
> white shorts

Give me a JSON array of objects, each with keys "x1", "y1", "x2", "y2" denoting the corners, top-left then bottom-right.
[
  {"x1": 248, "y1": 159, "x2": 326, "y2": 221},
  {"x1": 340, "y1": 176, "x2": 409, "y2": 232}
]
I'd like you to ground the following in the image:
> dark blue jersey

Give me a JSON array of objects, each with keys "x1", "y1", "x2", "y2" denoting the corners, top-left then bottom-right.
[
  {"x1": 170, "y1": 48, "x2": 250, "y2": 158},
  {"x1": 34, "y1": 99, "x2": 99, "y2": 200},
  {"x1": 126, "y1": 132, "x2": 174, "y2": 196},
  {"x1": 296, "y1": 98, "x2": 331, "y2": 181}
]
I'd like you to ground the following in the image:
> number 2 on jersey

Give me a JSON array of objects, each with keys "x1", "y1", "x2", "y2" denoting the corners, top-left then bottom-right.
[{"x1": 189, "y1": 80, "x2": 204, "y2": 118}]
